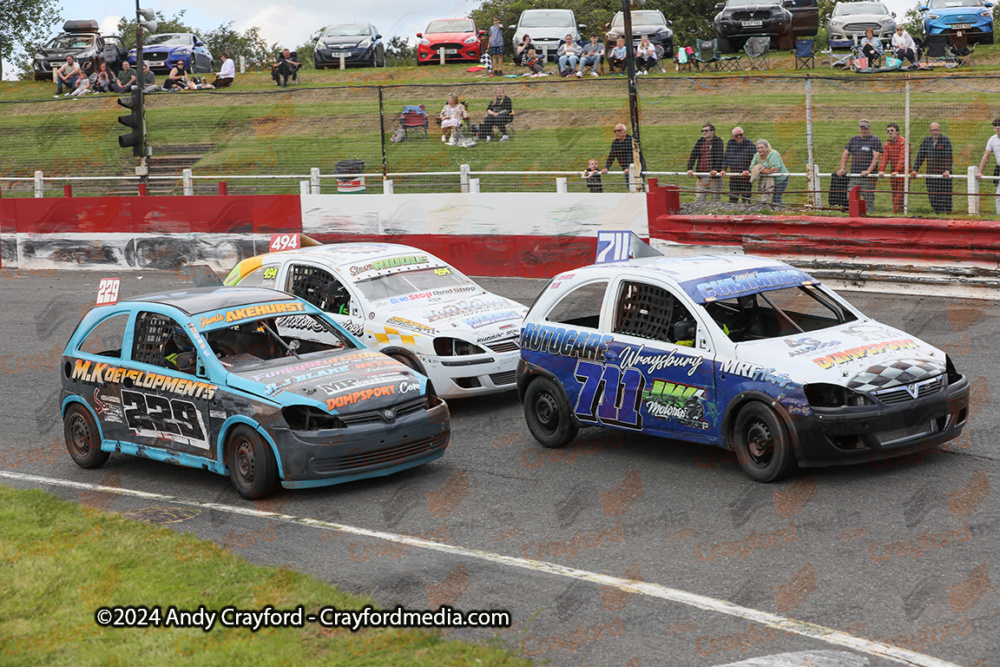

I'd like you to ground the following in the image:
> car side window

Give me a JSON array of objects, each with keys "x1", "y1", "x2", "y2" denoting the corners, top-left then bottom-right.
[
  {"x1": 545, "y1": 281, "x2": 608, "y2": 329},
  {"x1": 132, "y1": 312, "x2": 195, "y2": 374},
  {"x1": 79, "y1": 313, "x2": 129, "y2": 358},
  {"x1": 287, "y1": 264, "x2": 351, "y2": 315},
  {"x1": 237, "y1": 264, "x2": 278, "y2": 289},
  {"x1": 612, "y1": 280, "x2": 696, "y2": 345}
]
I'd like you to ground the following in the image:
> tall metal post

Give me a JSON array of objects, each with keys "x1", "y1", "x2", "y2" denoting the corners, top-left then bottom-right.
[
  {"x1": 135, "y1": 0, "x2": 148, "y2": 185},
  {"x1": 805, "y1": 74, "x2": 815, "y2": 207},
  {"x1": 622, "y1": 0, "x2": 644, "y2": 190},
  {"x1": 378, "y1": 86, "x2": 387, "y2": 180},
  {"x1": 904, "y1": 75, "x2": 911, "y2": 215}
]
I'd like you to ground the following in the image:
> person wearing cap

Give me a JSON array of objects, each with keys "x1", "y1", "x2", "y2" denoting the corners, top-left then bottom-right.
[
  {"x1": 723, "y1": 126, "x2": 755, "y2": 203},
  {"x1": 838, "y1": 119, "x2": 882, "y2": 213},
  {"x1": 687, "y1": 123, "x2": 725, "y2": 203}
]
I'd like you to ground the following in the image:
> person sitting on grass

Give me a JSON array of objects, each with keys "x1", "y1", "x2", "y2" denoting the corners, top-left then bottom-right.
[{"x1": 524, "y1": 48, "x2": 546, "y2": 76}]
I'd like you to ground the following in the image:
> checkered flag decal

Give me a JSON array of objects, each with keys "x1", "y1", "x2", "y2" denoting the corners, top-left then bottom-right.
[{"x1": 847, "y1": 359, "x2": 944, "y2": 392}]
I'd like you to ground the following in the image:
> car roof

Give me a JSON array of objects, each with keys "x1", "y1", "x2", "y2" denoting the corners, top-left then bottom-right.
[
  {"x1": 129, "y1": 287, "x2": 297, "y2": 315},
  {"x1": 265, "y1": 242, "x2": 442, "y2": 268},
  {"x1": 564, "y1": 254, "x2": 818, "y2": 303}
]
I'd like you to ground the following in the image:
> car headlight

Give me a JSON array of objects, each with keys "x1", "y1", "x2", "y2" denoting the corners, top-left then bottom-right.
[
  {"x1": 831, "y1": 19, "x2": 844, "y2": 28},
  {"x1": 282, "y1": 405, "x2": 345, "y2": 430},
  {"x1": 174, "y1": 48, "x2": 191, "y2": 55},
  {"x1": 464, "y1": 35, "x2": 479, "y2": 44},
  {"x1": 881, "y1": 18, "x2": 895, "y2": 24},
  {"x1": 927, "y1": 13, "x2": 941, "y2": 19},
  {"x1": 418, "y1": 38, "x2": 430, "y2": 46},
  {"x1": 979, "y1": 10, "x2": 991, "y2": 17},
  {"x1": 358, "y1": 38, "x2": 371, "y2": 48},
  {"x1": 433, "y1": 337, "x2": 487, "y2": 356},
  {"x1": 804, "y1": 383, "x2": 875, "y2": 407}
]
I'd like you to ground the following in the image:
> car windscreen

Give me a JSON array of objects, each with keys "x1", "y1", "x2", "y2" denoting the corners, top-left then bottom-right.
[
  {"x1": 704, "y1": 285, "x2": 856, "y2": 343},
  {"x1": 426, "y1": 20, "x2": 475, "y2": 33},
  {"x1": 726, "y1": 0, "x2": 782, "y2": 6},
  {"x1": 203, "y1": 314, "x2": 354, "y2": 370},
  {"x1": 323, "y1": 24, "x2": 369, "y2": 37},
  {"x1": 47, "y1": 35, "x2": 95, "y2": 49},
  {"x1": 144, "y1": 34, "x2": 192, "y2": 46},
  {"x1": 353, "y1": 267, "x2": 475, "y2": 302},
  {"x1": 519, "y1": 11, "x2": 575, "y2": 28},
  {"x1": 833, "y1": 3, "x2": 889, "y2": 15},
  {"x1": 929, "y1": 0, "x2": 982, "y2": 6},
  {"x1": 612, "y1": 11, "x2": 666, "y2": 28}
]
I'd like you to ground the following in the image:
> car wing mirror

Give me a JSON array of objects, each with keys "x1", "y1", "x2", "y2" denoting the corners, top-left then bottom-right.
[
  {"x1": 918, "y1": 6, "x2": 928, "y2": 11},
  {"x1": 375, "y1": 34, "x2": 382, "y2": 40},
  {"x1": 508, "y1": 25, "x2": 515, "y2": 30},
  {"x1": 579, "y1": 24, "x2": 587, "y2": 30},
  {"x1": 416, "y1": 32, "x2": 423, "y2": 38},
  {"x1": 194, "y1": 39, "x2": 204, "y2": 46},
  {"x1": 715, "y1": 3, "x2": 725, "y2": 11}
]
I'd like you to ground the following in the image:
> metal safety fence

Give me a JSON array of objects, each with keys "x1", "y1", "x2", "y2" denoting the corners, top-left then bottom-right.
[{"x1": 1, "y1": 74, "x2": 1000, "y2": 216}]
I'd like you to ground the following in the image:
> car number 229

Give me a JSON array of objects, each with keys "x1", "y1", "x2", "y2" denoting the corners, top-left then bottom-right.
[{"x1": 122, "y1": 390, "x2": 208, "y2": 448}]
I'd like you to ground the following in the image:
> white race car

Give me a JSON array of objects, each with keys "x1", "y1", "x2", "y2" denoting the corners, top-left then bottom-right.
[{"x1": 224, "y1": 241, "x2": 526, "y2": 398}]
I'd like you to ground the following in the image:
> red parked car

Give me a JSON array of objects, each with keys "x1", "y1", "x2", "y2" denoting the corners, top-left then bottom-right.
[{"x1": 417, "y1": 18, "x2": 486, "y2": 64}]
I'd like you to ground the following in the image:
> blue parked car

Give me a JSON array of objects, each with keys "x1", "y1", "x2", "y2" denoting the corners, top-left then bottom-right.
[
  {"x1": 61, "y1": 286, "x2": 450, "y2": 498},
  {"x1": 314, "y1": 23, "x2": 386, "y2": 68},
  {"x1": 128, "y1": 33, "x2": 214, "y2": 73},
  {"x1": 920, "y1": 0, "x2": 994, "y2": 44}
]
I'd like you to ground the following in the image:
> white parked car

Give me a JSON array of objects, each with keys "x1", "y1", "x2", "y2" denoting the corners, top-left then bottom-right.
[
  {"x1": 225, "y1": 242, "x2": 526, "y2": 399},
  {"x1": 827, "y1": 2, "x2": 896, "y2": 49}
]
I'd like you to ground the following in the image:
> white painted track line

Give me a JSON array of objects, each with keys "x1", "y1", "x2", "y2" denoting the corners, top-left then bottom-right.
[{"x1": 0, "y1": 470, "x2": 960, "y2": 667}]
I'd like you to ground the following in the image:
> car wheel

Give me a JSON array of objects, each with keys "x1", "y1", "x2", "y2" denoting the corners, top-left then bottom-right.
[
  {"x1": 227, "y1": 425, "x2": 277, "y2": 499},
  {"x1": 64, "y1": 404, "x2": 110, "y2": 469},
  {"x1": 524, "y1": 377, "x2": 578, "y2": 448},
  {"x1": 732, "y1": 402, "x2": 797, "y2": 482}
]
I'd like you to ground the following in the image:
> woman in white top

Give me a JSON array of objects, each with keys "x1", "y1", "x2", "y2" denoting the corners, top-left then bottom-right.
[
  {"x1": 635, "y1": 35, "x2": 658, "y2": 75},
  {"x1": 439, "y1": 93, "x2": 468, "y2": 145},
  {"x1": 891, "y1": 24, "x2": 917, "y2": 65}
]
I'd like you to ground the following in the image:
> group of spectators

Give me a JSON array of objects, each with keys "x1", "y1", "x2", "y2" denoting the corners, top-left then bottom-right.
[
  {"x1": 53, "y1": 53, "x2": 236, "y2": 97},
  {"x1": 438, "y1": 86, "x2": 513, "y2": 145},
  {"x1": 510, "y1": 30, "x2": 661, "y2": 78}
]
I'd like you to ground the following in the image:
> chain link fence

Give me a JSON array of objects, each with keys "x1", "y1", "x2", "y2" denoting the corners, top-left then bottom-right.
[{"x1": 2, "y1": 74, "x2": 1000, "y2": 215}]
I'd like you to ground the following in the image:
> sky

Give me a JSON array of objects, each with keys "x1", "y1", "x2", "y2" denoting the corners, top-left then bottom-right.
[{"x1": 4, "y1": 0, "x2": 923, "y2": 80}]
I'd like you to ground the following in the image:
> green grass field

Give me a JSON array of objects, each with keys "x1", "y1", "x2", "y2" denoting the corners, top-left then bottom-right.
[{"x1": 0, "y1": 485, "x2": 530, "y2": 666}]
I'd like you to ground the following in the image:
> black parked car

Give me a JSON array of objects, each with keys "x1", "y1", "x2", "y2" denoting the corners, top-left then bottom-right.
[
  {"x1": 714, "y1": 0, "x2": 818, "y2": 51},
  {"x1": 314, "y1": 23, "x2": 386, "y2": 68},
  {"x1": 605, "y1": 10, "x2": 674, "y2": 56},
  {"x1": 32, "y1": 20, "x2": 126, "y2": 80}
]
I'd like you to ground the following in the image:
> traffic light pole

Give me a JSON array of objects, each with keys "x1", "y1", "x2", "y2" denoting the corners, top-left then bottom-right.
[
  {"x1": 135, "y1": 0, "x2": 147, "y2": 184},
  {"x1": 622, "y1": 0, "x2": 644, "y2": 190}
]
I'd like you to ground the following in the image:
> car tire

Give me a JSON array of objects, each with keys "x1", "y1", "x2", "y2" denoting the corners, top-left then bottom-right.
[
  {"x1": 732, "y1": 402, "x2": 797, "y2": 482},
  {"x1": 64, "y1": 404, "x2": 110, "y2": 469},
  {"x1": 524, "y1": 377, "x2": 578, "y2": 449},
  {"x1": 227, "y1": 425, "x2": 278, "y2": 499}
]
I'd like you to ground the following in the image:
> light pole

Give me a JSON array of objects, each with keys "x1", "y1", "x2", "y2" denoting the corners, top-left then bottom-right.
[
  {"x1": 134, "y1": 5, "x2": 158, "y2": 182},
  {"x1": 622, "y1": 0, "x2": 645, "y2": 190}
]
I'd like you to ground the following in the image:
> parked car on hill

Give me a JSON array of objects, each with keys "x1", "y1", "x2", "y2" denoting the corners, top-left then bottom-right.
[
  {"x1": 509, "y1": 9, "x2": 585, "y2": 62},
  {"x1": 32, "y1": 20, "x2": 126, "y2": 81},
  {"x1": 604, "y1": 10, "x2": 674, "y2": 57},
  {"x1": 61, "y1": 285, "x2": 449, "y2": 499},
  {"x1": 127, "y1": 33, "x2": 214, "y2": 74},
  {"x1": 416, "y1": 18, "x2": 486, "y2": 64},
  {"x1": 920, "y1": 0, "x2": 994, "y2": 44},
  {"x1": 714, "y1": 0, "x2": 818, "y2": 51},
  {"x1": 314, "y1": 23, "x2": 386, "y2": 68},
  {"x1": 827, "y1": 2, "x2": 897, "y2": 48}
]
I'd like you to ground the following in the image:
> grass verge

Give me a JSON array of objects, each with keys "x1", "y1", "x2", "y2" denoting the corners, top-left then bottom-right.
[{"x1": 0, "y1": 485, "x2": 529, "y2": 666}]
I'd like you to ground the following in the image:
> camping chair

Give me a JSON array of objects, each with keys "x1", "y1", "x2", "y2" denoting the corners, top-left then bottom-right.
[
  {"x1": 399, "y1": 105, "x2": 429, "y2": 139},
  {"x1": 716, "y1": 41, "x2": 744, "y2": 71},
  {"x1": 949, "y1": 33, "x2": 975, "y2": 67},
  {"x1": 922, "y1": 34, "x2": 958, "y2": 67},
  {"x1": 793, "y1": 39, "x2": 815, "y2": 69},
  {"x1": 744, "y1": 36, "x2": 770, "y2": 70},
  {"x1": 694, "y1": 39, "x2": 719, "y2": 71}
]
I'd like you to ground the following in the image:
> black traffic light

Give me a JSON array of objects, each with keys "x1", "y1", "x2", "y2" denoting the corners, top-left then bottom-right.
[{"x1": 117, "y1": 87, "x2": 143, "y2": 157}]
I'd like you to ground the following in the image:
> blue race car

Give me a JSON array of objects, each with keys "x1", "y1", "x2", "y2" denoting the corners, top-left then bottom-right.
[
  {"x1": 128, "y1": 32, "x2": 214, "y2": 73},
  {"x1": 517, "y1": 233, "x2": 970, "y2": 482},
  {"x1": 920, "y1": 0, "x2": 994, "y2": 44},
  {"x1": 61, "y1": 285, "x2": 449, "y2": 498}
]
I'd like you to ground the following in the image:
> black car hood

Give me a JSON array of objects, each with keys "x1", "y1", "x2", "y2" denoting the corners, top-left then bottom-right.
[{"x1": 321, "y1": 39, "x2": 367, "y2": 47}]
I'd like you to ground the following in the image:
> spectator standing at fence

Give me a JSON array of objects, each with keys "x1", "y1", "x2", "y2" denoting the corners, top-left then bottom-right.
[
  {"x1": 440, "y1": 93, "x2": 468, "y2": 145},
  {"x1": 975, "y1": 118, "x2": 1000, "y2": 214},
  {"x1": 891, "y1": 25, "x2": 917, "y2": 65},
  {"x1": 912, "y1": 122, "x2": 953, "y2": 214},
  {"x1": 113, "y1": 61, "x2": 135, "y2": 92},
  {"x1": 514, "y1": 34, "x2": 535, "y2": 66},
  {"x1": 838, "y1": 119, "x2": 882, "y2": 213},
  {"x1": 879, "y1": 123, "x2": 909, "y2": 214},
  {"x1": 211, "y1": 52, "x2": 235, "y2": 88},
  {"x1": 749, "y1": 139, "x2": 789, "y2": 204},
  {"x1": 582, "y1": 158, "x2": 604, "y2": 192},
  {"x1": 489, "y1": 18, "x2": 504, "y2": 76},
  {"x1": 687, "y1": 123, "x2": 725, "y2": 203},
  {"x1": 578, "y1": 34, "x2": 604, "y2": 77},
  {"x1": 608, "y1": 37, "x2": 627, "y2": 75},
  {"x1": 557, "y1": 34, "x2": 581, "y2": 76},
  {"x1": 603, "y1": 123, "x2": 646, "y2": 189},
  {"x1": 480, "y1": 86, "x2": 512, "y2": 142},
  {"x1": 54, "y1": 56, "x2": 81, "y2": 96},
  {"x1": 635, "y1": 36, "x2": 658, "y2": 75},
  {"x1": 272, "y1": 49, "x2": 299, "y2": 87},
  {"x1": 723, "y1": 126, "x2": 755, "y2": 203}
]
